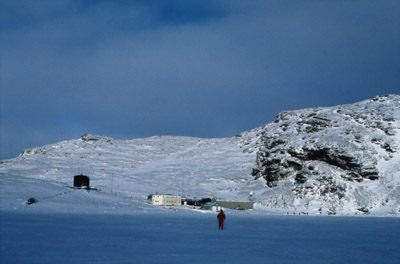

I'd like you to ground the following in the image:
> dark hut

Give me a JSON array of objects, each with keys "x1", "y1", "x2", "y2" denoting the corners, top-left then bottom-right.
[{"x1": 73, "y1": 175, "x2": 90, "y2": 188}]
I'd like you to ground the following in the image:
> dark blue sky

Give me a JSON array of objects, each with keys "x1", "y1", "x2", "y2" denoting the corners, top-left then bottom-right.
[{"x1": 1, "y1": 0, "x2": 399, "y2": 159}]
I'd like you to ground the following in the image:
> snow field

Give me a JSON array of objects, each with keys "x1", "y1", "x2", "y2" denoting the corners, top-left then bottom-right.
[{"x1": 1, "y1": 212, "x2": 399, "y2": 264}]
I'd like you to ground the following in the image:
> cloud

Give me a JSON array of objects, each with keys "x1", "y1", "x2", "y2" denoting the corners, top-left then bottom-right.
[{"x1": 1, "y1": 0, "x2": 400, "y2": 158}]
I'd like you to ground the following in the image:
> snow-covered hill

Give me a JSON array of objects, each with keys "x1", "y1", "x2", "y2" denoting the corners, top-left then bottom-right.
[
  {"x1": 253, "y1": 94, "x2": 400, "y2": 216},
  {"x1": 1, "y1": 94, "x2": 399, "y2": 216},
  {"x1": 0, "y1": 132, "x2": 264, "y2": 214}
]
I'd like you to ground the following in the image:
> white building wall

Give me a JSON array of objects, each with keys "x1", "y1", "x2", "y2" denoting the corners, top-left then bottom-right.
[
  {"x1": 152, "y1": 195, "x2": 181, "y2": 206},
  {"x1": 211, "y1": 205, "x2": 222, "y2": 212}
]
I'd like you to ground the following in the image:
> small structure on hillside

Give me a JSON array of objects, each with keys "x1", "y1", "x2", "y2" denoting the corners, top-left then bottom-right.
[
  {"x1": 152, "y1": 195, "x2": 181, "y2": 206},
  {"x1": 73, "y1": 175, "x2": 90, "y2": 189},
  {"x1": 183, "y1": 198, "x2": 212, "y2": 206},
  {"x1": 201, "y1": 202, "x2": 222, "y2": 212},
  {"x1": 218, "y1": 201, "x2": 254, "y2": 210},
  {"x1": 202, "y1": 201, "x2": 254, "y2": 211}
]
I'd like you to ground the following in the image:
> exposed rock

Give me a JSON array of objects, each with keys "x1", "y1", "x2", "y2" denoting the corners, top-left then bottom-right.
[
  {"x1": 81, "y1": 134, "x2": 113, "y2": 143},
  {"x1": 253, "y1": 94, "x2": 400, "y2": 215},
  {"x1": 357, "y1": 207, "x2": 370, "y2": 213},
  {"x1": 26, "y1": 197, "x2": 38, "y2": 205}
]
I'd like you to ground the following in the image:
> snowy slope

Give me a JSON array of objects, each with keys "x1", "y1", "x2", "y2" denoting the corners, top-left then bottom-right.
[
  {"x1": 0, "y1": 134, "x2": 264, "y2": 214},
  {"x1": 1, "y1": 95, "x2": 399, "y2": 216}
]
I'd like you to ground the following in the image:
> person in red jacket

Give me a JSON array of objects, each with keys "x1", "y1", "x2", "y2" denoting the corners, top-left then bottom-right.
[{"x1": 217, "y1": 209, "x2": 226, "y2": 230}]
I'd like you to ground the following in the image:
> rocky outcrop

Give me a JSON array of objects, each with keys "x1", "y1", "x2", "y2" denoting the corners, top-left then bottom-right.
[
  {"x1": 252, "y1": 94, "x2": 400, "y2": 215},
  {"x1": 81, "y1": 134, "x2": 113, "y2": 143}
]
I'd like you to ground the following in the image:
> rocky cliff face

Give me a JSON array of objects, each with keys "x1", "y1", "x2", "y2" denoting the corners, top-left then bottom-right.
[{"x1": 252, "y1": 95, "x2": 400, "y2": 215}]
